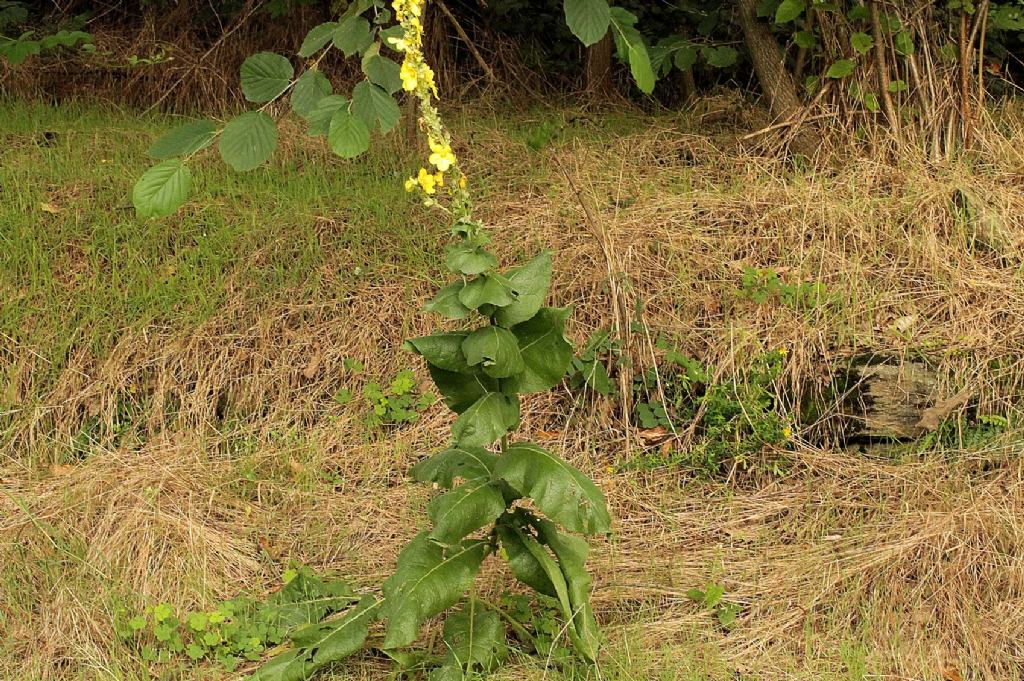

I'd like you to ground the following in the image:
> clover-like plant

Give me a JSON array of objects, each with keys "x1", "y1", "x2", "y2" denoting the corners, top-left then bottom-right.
[{"x1": 130, "y1": 1, "x2": 611, "y2": 679}]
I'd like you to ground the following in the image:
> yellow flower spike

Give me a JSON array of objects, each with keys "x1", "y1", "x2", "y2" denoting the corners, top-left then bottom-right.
[
  {"x1": 459, "y1": 175, "x2": 467, "y2": 189},
  {"x1": 416, "y1": 167, "x2": 436, "y2": 194},
  {"x1": 404, "y1": 177, "x2": 416, "y2": 192},
  {"x1": 434, "y1": 171, "x2": 444, "y2": 187}
]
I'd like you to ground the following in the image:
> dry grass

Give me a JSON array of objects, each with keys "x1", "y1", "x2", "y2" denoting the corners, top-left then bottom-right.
[{"x1": 2, "y1": 97, "x2": 1024, "y2": 679}]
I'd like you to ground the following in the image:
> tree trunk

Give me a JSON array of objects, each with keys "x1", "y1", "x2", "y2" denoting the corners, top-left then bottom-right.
[
  {"x1": 585, "y1": 31, "x2": 613, "y2": 96},
  {"x1": 735, "y1": 0, "x2": 818, "y2": 156}
]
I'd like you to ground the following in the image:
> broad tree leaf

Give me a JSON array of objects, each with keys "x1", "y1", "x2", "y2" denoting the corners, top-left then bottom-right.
[
  {"x1": 505, "y1": 307, "x2": 572, "y2": 394},
  {"x1": 362, "y1": 51, "x2": 403, "y2": 94},
  {"x1": 850, "y1": 31, "x2": 874, "y2": 55},
  {"x1": 452, "y1": 392, "x2": 519, "y2": 447},
  {"x1": 427, "y1": 365, "x2": 499, "y2": 414},
  {"x1": 775, "y1": 0, "x2": 806, "y2": 23},
  {"x1": 462, "y1": 327, "x2": 525, "y2": 379},
  {"x1": 446, "y1": 243, "x2": 497, "y2": 275},
  {"x1": 893, "y1": 30, "x2": 915, "y2": 56},
  {"x1": 459, "y1": 274, "x2": 516, "y2": 310},
  {"x1": 133, "y1": 160, "x2": 192, "y2": 218},
  {"x1": 442, "y1": 605, "x2": 508, "y2": 671},
  {"x1": 351, "y1": 80, "x2": 400, "y2": 133},
  {"x1": 494, "y1": 252, "x2": 551, "y2": 327},
  {"x1": 219, "y1": 111, "x2": 278, "y2": 171},
  {"x1": 328, "y1": 109, "x2": 370, "y2": 158},
  {"x1": 299, "y1": 22, "x2": 339, "y2": 57},
  {"x1": 703, "y1": 45, "x2": 738, "y2": 68},
  {"x1": 306, "y1": 95, "x2": 349, "y2": 137},
  {"x1": 424, "y1": 280, "x2": 472, "y2": 319},
  {"x1": 427, "y1": 479, "x2": 507, "y2": 544},
  {"x1": 291, "y1": 70, "x2": 332, "y2": 119},
  {"x1": 826, "y1": 59, "x2": 856, "y2": 79},
  {"x1": 493, "y1": 442, "x2": 610, "y2": 535},
  {"x1": 405, "y1": 332, "x2": 471, "y2": 373},
  {"x1": 609, "y1": 7, "x2": 655, "y2": 94},
  {"x1": 381, "y1": 534, "x2": 489, "y2": 649},
  {"x1": 563, "y1": 0, "x2": 611, "y2": 46},
  {"x1": 240, "y1": 52, "x2": 294, "y2": 103},
  {"x1": 411, "y1": 446, "x2": 498, "y2": 488},
  {"x1": 333, "y1": 16, "x2": 374, "y2": 57},
  {"x1": 147, "y1": 120, "x2": 217, "y2": 159}
]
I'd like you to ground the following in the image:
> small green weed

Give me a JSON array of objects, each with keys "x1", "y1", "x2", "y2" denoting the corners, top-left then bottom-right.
[
  {"x1": 737, "y1": 266, "x2": 830, "y2": 310},
  {"x1": 116, "y1": 567, "x2": 355, "y2": 673},
  {"x1": 686, "y1": 582, "x2": 741, "y2": 630},
  {"x1": 333, "y1": 361, "x2": 436, "y2": 430},
  {"x1": 915, "y1": 413, "x2": 1010, "y2": 453}
]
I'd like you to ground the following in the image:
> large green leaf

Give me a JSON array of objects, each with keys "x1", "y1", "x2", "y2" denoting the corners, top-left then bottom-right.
[
  {"x1": 306, "y1": 95, "x2": 349, "y2": 137},
  {"x1": 405, "y1": 332, "x2": 471, "y2": 373},
  {"x1": 219, "y1": 111, "x2": 278, "y2": 171},
  {"x1": 361, "y1": 49, "x2": 403, "y2": 94},
  {"x1": 351, "y1": 80, "x2": 400, "y2": 133},
  {"x1": 427, "y1": 479, "x2": 507, "y2": 544},
  {"x1": 609, "y1": 7, "x2": 654, "y2": 94},
  {"x1": 381, "y1": 534, "x2": 489, "y2": 649},
  {"x1": 563, "y1": 0, "x2": 611, "y2": 46},
  {"x1": 496, "y1": 523, "x2": 560, "y2": 599},
  {"x1": 452, "y1": 392, "x2": 520, "y2": 447},
  {"x1": 299, "y1": 22, "x2": 339, "y2": 57},
  {"x1": 133, "y1": 160, "x2": 192, "y2": 218},
  {"x1": 147, "y1": 119, "x2": 217, "y2": 159},
  {"x1": 427, "y1": 365, "x2": 498, "y2": 414},
  {"x1": 291, "y1": 70, "x2": 332, "y2": 119},
  {"x1": 505, "y1": 307, "x2": 572, "y2": 394},
  {"x1": 493, "y1": 443, "x2": 610, "y2": 535},
  {"x1": 532, "y1": 517, "x2": 601, "y2": 661},
  {"x1": 774, "y1": 0, "x2": 806, "y2": 23},
  {"x1": 424, "y1": 280, "x2": 472, "y2": 320},
  {"x1": 462, "y1": 327, "x2": 524, "y2": 379},
  {"x1": 446, "y1": 243, "x2": 498, "y2": 276},
  {"x1": 328, "y1": 109, "x2": 370, "y2": 158},
  {"x1": 493, "y1": 251, "x2": 551, "y2": 327},
  {"x1": 251, "y1": 596, "x2": 381, "y2": 681},
  {"x1": 442, "y1": 605, "x2": 508, "y2": 671},
  {"x1": 411, "y1": 446, "x2": 498, "y2": 488},
  {"x1": 333, "y1": 16, "x2": 374, "y2": 57},
  {"x1": 459, "y1": 274, "x2": 516, "y2": 310},
  {"x1": 240, "y1": 52, "x2": 294, "y2": 103}
]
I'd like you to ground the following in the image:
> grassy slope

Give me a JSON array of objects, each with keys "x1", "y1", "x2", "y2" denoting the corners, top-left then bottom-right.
[{"x1": 2, "y1": 98, "x2": 1024, "y2": 680}]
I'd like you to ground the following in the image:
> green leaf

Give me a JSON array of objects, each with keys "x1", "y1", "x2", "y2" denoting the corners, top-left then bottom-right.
[
  {"x1": 494, "y1": 252, "x2": 551, "y2": 327},
  {"x1": 442, "y1": 605, "x2": 508, "y2": 671},
  {"x1": 893, "y1": 30, "x2": 914, "y2": 56},
  {"x1": 493, "y1": 442, "x2": 610, "y2": 535},
  {"x1": 299, "y1": 22, "x2": 339, "y2": 58},
  {"x1": 427, "y1": 365, "x2": 499, "y2": 414},
  {"x1": 462, "y1": 327, "x2": 525, "y2": 379},
  {"x1": 452, "y1": 392, "x2": 519, "y2": 447},
  {"x1": 291, "y1": 70, "x2": 332, "y2": 119},
  {"x1": 703, "y1": 45, "x2": 738, "y2": 68},
  {"x1": 446, "y1": 243, "x2": 497, "y2": 275},
  {"x1": 306, "y1": 95, "x2": 349, "y2": 137},
  {"x1": 424, "y1": 280, "x2": 472, "y2": 320},
  {"x1": 459, "y1": 274, "x2": 516, "y2": 310},
  {"x1": 505, "y1": 307, "x2": 572, "y2": 394},
  {"x1": 531, "y1": 516, "x2": 601, "y2": 661},
  {"x1": 381, "y1": 534, "x2": 489, "y2": 649},
  {"x1": 850, "y1": 32, "x2": 874, "y2": 55},
  {"x1": 609, "y1": 7, "x2": 654, "y2": 94},
  {"x1": 793, "y1": 30, "x2": 817, "y2": 49},
  {"x1": 675, "y1": 44, "x2": 698, "y2": 70},
  {"x1": 219, "y1": 111, "x2": 278, "y2": 171},
  {"x1": 405, "y1": 332, "x2": 471, "y2": 373},
  {"x1": 497, "y1": 523, "x2": 561, "y2": 599},
  {"x1": 133, "y1": 160, "x2": 192, "y2": 218},
  {"x1": 362, "y1": 50, "x2": 403, "y2": 94},
  {"x1": 333, "y1": 16, "x2": 374, "y2": 57},
  {"x1": 775, "y1": 0, "x2": 806, "y2": 23},
  {"x1": 147, "y1": 120, "x2": 217, "y2": 159},
  {"x1": 847, "y1": 5, "x2": 870, "y2": 21},
  {"x1": 240, "y1": 52, "x2": 294, "y2": 103},
  {"x1": 863, "y1": 92, "x2": 880, "y2": 113},
  {"x1": 825, "y1": 59, "x2": 856, "y2": 79},
  {"x1": 328, "y1": 109, "x2": 370, "y2": 159},
  {"x1": 888, "y1": 79, "x2": 908, "y2": 93},
  {"x1": 428, "y1": 479, "x2": 507, "y2": 544},
  {"x1": 350, "y1": 80, "x2": 400, "y2": 133},
  {"x1": 563, "y1": 0, "x2": 611, "y2": 47},
  {"x1": 411, "y1": 446, "x2": 498, "y2": 488}
]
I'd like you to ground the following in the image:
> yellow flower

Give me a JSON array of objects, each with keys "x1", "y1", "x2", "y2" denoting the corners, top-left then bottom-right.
[
  {"x1": 434, "y1": 171, "x2": 444, "y2": 187},
  {"x1": 404, "y1": 177, "x2": 416, "y2": 192},
  {"x1": 416, "y1": 167, "x2": 436, "y2": 194},
  {"x1": 458, "y1": 175, "x2": 467, "y2": 189},
  {"x1": 387, "y1": 36, "x2": 409, "y2": 52},
  {"x1": 783, "y1": 426, "x2": 793, "y2": 439},
  {"x1": 778, "y1": 347, "x2": 789, "y2": 357},
  {"x1": 428, "y1": 138, "x2": 455, "y2": 172},
  {"x1": 400, "y1": 60, "x2": 418, "y2": 90}
]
